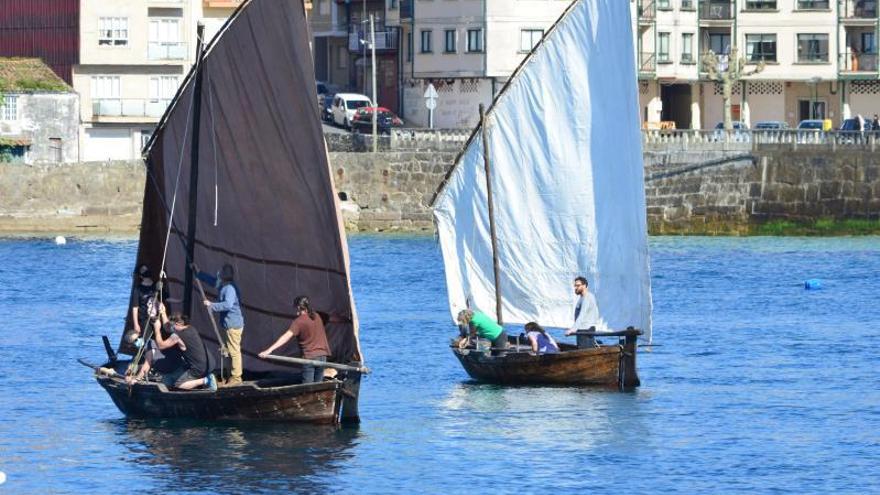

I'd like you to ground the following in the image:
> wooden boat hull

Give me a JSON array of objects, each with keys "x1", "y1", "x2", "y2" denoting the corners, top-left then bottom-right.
[
  {"x1": 94, "y1": 361, "x2": 361, "y2": 424},
  {"x1": 451, "y1": 329, "x2": 641, "y2": 389}
]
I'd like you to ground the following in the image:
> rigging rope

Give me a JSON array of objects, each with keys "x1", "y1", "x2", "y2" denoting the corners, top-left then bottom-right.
[{"x1": 207, "y1": 75, "x2": 220, "y2": 227}]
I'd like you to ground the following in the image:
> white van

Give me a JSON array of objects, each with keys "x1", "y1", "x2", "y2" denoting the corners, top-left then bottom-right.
[{"x1": 331, "y1": 93, "x2": 373, "y2": 129}]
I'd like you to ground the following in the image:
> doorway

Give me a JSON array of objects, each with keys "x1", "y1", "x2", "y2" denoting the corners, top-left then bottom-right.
[
  {"x1": 798, "y1": 99, "x2": 826, "y2": 121},
  {"x1": 660, "y1": 83, "x2": 692, "y2": 129}
]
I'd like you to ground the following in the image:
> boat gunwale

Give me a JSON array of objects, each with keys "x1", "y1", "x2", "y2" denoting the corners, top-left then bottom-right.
[{"x1": 96, "y1": 373, "x2": 343, "y2": 398}]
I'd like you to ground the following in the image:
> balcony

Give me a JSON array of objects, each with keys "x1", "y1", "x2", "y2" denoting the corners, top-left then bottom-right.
[
  {"x1": 639, "y1": 52, "x2": 656, "y2": 78},
  {"x1": 838, "y1": 0, "x2": 878, "y2": 20},
  {"x1": 148, "y1": 42, "x2": 187, "y2": 61},
  {"x1": 839, "y1": 52, "x2": 879, "y2": 77},
  {"x1": 348, "y1": 28, "x2": 398, "y2": 52},
  {"x1": 637, "y1": 0, "x2": 655, "y2": 21},
  {"x1": 92, "y1": 98, "x2": 170, "y2": 119},
  {"x1": 699, "y1": 0, "x2": 734, "y2": 21}
]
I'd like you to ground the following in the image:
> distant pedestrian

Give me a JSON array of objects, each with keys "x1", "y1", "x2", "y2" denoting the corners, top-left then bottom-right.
[{"x1": 873, "y1": 114, "x2": 880, "y2": 131}]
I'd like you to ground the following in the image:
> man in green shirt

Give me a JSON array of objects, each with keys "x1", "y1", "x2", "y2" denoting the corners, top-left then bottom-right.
[{"x1": 457, "y1": 309, "x2": 508, "y2": 353}]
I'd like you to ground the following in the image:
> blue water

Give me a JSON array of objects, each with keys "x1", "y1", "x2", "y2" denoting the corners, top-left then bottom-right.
[{"x1": 1, "y1": 235, "x2": 878, "y2": 494}]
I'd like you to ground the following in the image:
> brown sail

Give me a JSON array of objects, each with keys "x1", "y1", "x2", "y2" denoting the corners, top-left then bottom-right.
[{"x1": 125, "y1": 0, "x2": 360, "y2": 374}]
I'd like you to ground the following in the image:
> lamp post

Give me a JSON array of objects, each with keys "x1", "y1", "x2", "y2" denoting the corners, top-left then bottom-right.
[{"x1": 809, "y1": 76, "x2": 821, "y2": 120}]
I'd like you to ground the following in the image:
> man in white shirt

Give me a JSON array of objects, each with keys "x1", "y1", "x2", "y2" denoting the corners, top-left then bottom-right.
[{"x1": 565, "y1": 276, "x2": 600, "y2": 346}]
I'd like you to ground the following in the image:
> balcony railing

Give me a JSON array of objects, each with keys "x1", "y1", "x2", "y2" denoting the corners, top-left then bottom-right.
[
  {"x1": 639, "y1": 52, "x2": 657, "y2": 74},
  {"x1": 839, "y1": 52, "x2": 879, "y2": 72},
  {"x1": 92, "y1": 98, "x2": 170, "y2": 118},
  {"x1": 348, "y1": 29, "x2": 398, "y2": 51},
  {"x1": 642, "y1": 129, "x2": 880, "y2": 150},
  {"x1": 838, "y1": 0, "x2": 878, "y2": 18},
  {"x1": 699, "y1": 0, "x2": 734, "y2": 19},
  {"x1": 637, "y1": 0, "x2": 656, "y2": 19},
  {"x1": 147, "y1": 42, "x2": 187, "y2": 60}
]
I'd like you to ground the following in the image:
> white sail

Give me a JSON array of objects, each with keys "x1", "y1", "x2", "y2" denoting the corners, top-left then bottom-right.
[{"x1": 433, "y1": 0, "x2": 652, "y2": 342}]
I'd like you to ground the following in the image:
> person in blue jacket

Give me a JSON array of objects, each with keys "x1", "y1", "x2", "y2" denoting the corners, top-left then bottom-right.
[{"x1": 199, "y1": 263, "x2": 244, "y2": 386}]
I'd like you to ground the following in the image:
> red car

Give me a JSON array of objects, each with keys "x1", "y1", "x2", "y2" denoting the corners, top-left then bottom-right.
[{"x1": 350, "y1": 107, "x2": 404, "y2": 134}]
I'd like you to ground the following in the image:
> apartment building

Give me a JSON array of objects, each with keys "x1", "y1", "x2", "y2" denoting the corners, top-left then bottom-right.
[
  {"x1": 636, "y1": 0, "x2": 880, "y2": 129},
  {"x1": 73, "y1": 0, "x2": 241, "y2": 162},
  {"x1": 386, "y1": 0, "x2": 571, "y2": 128}
]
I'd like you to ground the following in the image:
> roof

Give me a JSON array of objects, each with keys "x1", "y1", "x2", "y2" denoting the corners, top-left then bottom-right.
[{"x1": 0, "y1": 58, "x2": 72, "y2": 93}]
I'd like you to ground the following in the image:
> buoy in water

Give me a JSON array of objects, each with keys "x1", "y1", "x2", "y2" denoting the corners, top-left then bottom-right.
[
  {"x1": 804, "y1": 279, "x2": 822, "y2": 290},
  {"x1": 54, "y1": 236, "x2": 67, "y2": 245}
]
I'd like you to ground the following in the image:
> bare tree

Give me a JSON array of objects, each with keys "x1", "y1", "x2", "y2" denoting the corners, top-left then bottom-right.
[{"x1": 702, "y1": 47, "x2": 765, "y2": 131}]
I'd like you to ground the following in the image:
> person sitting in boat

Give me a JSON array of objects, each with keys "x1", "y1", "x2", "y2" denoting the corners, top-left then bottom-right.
[
  {"x1": 130, "y1": 264, "x2": 159, "y2": 341},
  {"x1": 524, "y1": 322, "x2": 560, "y2": 355},
  {"x1": 125, "y1": 307, "x2": 184, "y2": 385},
  {"x1": 456, "y1": 309, "x2": 508, "y2": 353},
  {"x1": 565, "y1": 276, "x2": 601, "y2": 347},
  {"x1": 127, "y1": 304, "x2": 218, "y2": 391},
  {"x1": 258, "y1": 296, "x2": 331, "y2": 384},
  {"x1": 197, "y1": 263, "x2": 244, "y2": 386}
]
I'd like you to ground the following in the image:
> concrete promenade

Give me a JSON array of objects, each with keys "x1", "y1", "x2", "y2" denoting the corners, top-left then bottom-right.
[{"x1": 1, "y1": 131, "x2": 878, "y2": 236}]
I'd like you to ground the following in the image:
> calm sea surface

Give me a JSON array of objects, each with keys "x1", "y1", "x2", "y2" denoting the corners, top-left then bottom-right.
[{"x1": 0, "y1": 235, "x2": 878, "y2": 494}]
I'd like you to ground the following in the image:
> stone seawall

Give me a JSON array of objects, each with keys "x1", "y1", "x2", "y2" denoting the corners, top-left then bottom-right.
[{"x1": 1, "y1": 145, "x2": 879, "y2": 235}]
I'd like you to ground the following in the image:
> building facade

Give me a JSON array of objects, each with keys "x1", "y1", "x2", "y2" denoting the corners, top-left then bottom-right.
[
  {"x1": 635, "y1": 0, "x2": 880, "y2": 129},
  {"x1": 73, "y1": 0, "x2": 242, "y2": 162},
  {"x1": 0, "y1": 58, "x2": 79, "y2": 164}
]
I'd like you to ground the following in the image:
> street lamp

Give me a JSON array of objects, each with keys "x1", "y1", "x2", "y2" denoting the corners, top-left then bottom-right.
[{"x1": 809, "y1": 76, "x2": 821, "y2": 120}]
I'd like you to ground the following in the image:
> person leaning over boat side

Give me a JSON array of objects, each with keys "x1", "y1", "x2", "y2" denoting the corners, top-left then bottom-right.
[
  {"x1": 128, "y1": 304, "x2": 217, "y2": 391},
  {"x1": 198, "y1": 264, "x2": 244, "y2": 386},
  {"x1": 125, "y1": 304, "x2": 184, "y2": 385},
  {"x1": 565, "y1": 276, "x2": 600, "y2": 346},
  {"x1": 130, "y1": 264, "x2": 159, "y2": 341},
  {"x1": 258, "y1": 296, "x2": 331, "y2": 384},
  {"x1": 524, "y1": 322, "x2": 560, "y2": 355},
  {"x1": 457, "y1": 309, "x2": 508, "y2": 353}
]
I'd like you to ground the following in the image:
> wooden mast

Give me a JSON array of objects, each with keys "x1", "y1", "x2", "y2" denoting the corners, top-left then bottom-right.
[
  {"x1": 480, "y1": 104, "x2": 503, "y2": 325},
  {"x1": 182, "y1": 24, "x2": 206, "y2": 318}
]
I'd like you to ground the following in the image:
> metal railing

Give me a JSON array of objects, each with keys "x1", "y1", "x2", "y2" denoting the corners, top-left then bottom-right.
[
  {"x1": 642, "y1": 129, "x2": 880, "y2": 150},
  {"x1": 147, "y1": 42, "x2": 187, "y2": 60},
  {"x1": 699, "y1": 0, "x2": 735, "y2": 19},
  {"x1": 92, "y1": 98, "x2": 170, "y2": 118},
  {"x1": 838, "y1": 0, "x2": 878, "y2": 18},
  {"x1": 348, "y1": 29, "x2": 398, "y2": 51},
  {"x1": 637, "y1": 0, "x2": 656, "y2": 19},
  {"x1": 838, "y1": 52, "x2": 880, "y2": 72}
]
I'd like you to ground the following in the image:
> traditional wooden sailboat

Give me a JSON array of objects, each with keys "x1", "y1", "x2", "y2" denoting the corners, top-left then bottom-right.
[
  {"x1": 81, "y1": 0, "x2": 365, "y2": 423},
  {"x1": 431, "y1": 0, "x2": 652, "y2": 389}
]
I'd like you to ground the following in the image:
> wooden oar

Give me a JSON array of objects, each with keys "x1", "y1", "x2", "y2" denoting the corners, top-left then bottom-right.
[{"x1": 261, "y1": 354, "x2": 370, "y2": 374}]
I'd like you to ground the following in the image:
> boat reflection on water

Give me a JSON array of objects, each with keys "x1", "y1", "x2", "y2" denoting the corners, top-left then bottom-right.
[
  {"x1": 440, "y1": 382, "x2": 652, "y2": 452},
  {"x1": 116, "y1": 420, "x2": 360, "y2": 491}
]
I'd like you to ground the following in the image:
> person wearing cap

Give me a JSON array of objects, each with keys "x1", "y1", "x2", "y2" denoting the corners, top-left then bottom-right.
[
  {"x1": 258, "y1": 296, "x2": 331, "y2": 384},
  {"x1": 199, "y1": 264, "x2": 245, "y2": 386},
  {"x1": 131, "y1": 264, "x2": 158, "y2": 339}
]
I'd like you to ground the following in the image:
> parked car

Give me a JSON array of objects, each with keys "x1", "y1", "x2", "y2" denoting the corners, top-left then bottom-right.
[
  {"x1": 753, "y1": 121, "x2": 789, "y2": 130},
  {"x1": 711, "y1": 121, "x2": 750, "y2": 142},
  {"x1": 796, "y1": 119, "x2": 827, "y2": 143},
  {"x1": 350, "y1": 107, "x2": 404, "y2": 134},
  {"x1": 331, "y1": 93, "x2": 373, "y2": 129}
]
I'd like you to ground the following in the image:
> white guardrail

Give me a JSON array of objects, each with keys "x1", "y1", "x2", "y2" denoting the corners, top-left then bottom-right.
[{"x1": 642, "y1": 129, "x2": 879, "y2": 150}]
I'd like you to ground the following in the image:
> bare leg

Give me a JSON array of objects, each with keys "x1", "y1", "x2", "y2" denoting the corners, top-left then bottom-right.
[{"x1": 177, "y1": 376, "x2": 209, "y2": 390}]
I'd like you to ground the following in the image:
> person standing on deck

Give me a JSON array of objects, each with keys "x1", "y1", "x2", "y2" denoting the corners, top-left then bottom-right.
[
  {"x1": 199, "y1": 263, "x2": 244, "y2": 386},
  {"x1": 457, "y1": 309, "x2": 508, "y2": 352},
  {"x1": 258, "y1": 296, "x2": 331, "y2": 384},
  {"x1": 565, "y1": 276, "x2": 601, "y2": 346},
  {"x1": 130, "y1": 265, "x2": 159, "y2": 340}
]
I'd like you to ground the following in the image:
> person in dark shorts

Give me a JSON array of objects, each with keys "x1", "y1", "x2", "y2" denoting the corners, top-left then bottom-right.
[
  {"x1": 258, "y1": 296, "x2": 331, "y2": 384},
  {"x1": 128, "y1": 304, "x2": 217, "y2": 391}
]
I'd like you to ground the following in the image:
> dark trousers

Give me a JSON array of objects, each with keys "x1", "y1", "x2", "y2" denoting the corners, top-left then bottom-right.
[
  {"x1": 302, "y1": 356, "x2": 327, "y2": 384},
  {"x1": 491, "y1": 331, "x2": 509, "y2": 355}
]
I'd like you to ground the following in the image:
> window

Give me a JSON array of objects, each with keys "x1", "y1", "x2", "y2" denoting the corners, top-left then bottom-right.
[
  {"x1": 797, "y1": 0, "x2": 829, "y2": 8},
  {"x1": 49, "y1": 138, "x2": 62, "y2": 162},
  {"x1": 389, "y1": 0, "x2": 398, "y2": 9},
  {"x1": 406, "y1": 32, "x2": 413, "y2": 61},
  {"x1": 1, "y1": 95, "x2": 18, "y2": 121},
  {"x1": 91, "y1": 76, "x2": 121, "y2": 98},
  {"x1": 420, "y1": 29, "x2": 432, "y2": 53},
  {"x1": 745, "y1": 0, "x2": 776, "y2": 9},
  {"x1": 681, "y1": 33, "x2": 694, "y2": 63},
  {"x1": 444, "y1": 29, "x2": 456, "y2": 53},
  {"x1": 658, "y1": 32, "x2": 670, "y2": 62},
  {"x1": 520, "y1": 29, "x2": 543, "y2": 52},
  {"x1": 708, "y1": 33, "x2": 731, "y2": 55},
  {"x1": 98, "y1": 17, "x2": 128, "y2": 46},
  {"x1": 140, "y1": 130, "x2": 152, "y2": 150},
  {"x1": 150, "y1": 76, "x2": 179, "y2": 100},
  {"x1": 797, "y1": 34, "x2": 828, "y2": 62},
  {"x1": 745, "y1": 34, "x2": 777, "y2": 62},
  {"x1": 149, "y1": 18, "x2": 180, "y2": 42},
  {"x1": 657, "y1": 0, "x2": 671, "y2": 9},
  {"x1": 862, "y1": 32, "x2": 877, "y2": 54},
  {"x1": 467, "y1": 28, "x2": 483, "y2": 53},
  {"x1": 681, "y1": 0, "x2": 695, "y2": 9},
  {"x1": 337, "y1": 45, "x2": 348, "y2": 68}
]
